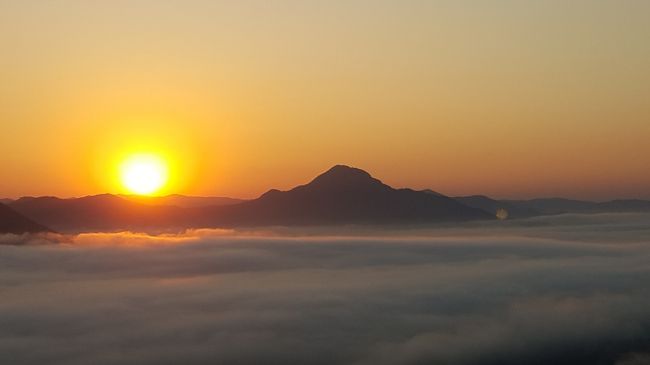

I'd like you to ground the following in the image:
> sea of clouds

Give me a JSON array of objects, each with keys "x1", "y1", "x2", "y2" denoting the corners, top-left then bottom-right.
[{"x1": 1, "y1": 213, "x2": 650, "y2": 365}]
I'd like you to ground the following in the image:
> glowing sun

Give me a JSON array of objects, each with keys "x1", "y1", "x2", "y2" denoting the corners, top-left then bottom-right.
[{"x1": 119, "y1": 154, "x2": 169, "y2": 195}]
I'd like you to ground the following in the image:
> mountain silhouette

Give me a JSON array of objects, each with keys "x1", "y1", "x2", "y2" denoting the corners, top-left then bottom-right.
[
  {"x1": 9, "y1": 194, "x2": 184, "y2": 232},
  {"x1": 455, "y1": 195, "x2": 540, "y2": 219},
  {"x1": 597, "y1": 199, "x2": 650, "y2": 212},
  {"x1": 501, "y1": 198, "x2": 597, "y2": 215},
  {"x1": 458, "y1": 196, "x2": 650, "y2": 218},
  {"x1": 8, "y1": 165, "x2": 492, "y2": 232},
  {"x1": 421, "y1": 189, "x2": 447, "y2": 198},
  {"x1": 202, "y1": 165, "x2": 492, "y2": 226},
  {"x1": 0, "y1": 202, "x2": 51, "y2": 234},
  {"x1": 501, "y1": 198, "x2": 650, "y2": 215},
  {"x1": 12, "y1": 165, "x2": 648, "y2": 233},
  {"x1": 118, "y1": 194, "x2": 245, "y2": 208}
]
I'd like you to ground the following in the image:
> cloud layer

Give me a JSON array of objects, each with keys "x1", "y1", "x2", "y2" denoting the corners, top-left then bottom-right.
[{"x1": 1, "y1": 214, "x2": 650, "y2": 365}]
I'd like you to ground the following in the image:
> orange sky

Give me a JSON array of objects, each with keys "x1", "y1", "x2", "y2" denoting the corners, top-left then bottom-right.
[{"x1": 1, "y1": 1, "x2": 649, "y2": 200}]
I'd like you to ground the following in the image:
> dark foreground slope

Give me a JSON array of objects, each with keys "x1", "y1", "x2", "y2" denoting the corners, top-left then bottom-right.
[
  {"x1": 201, "y1": 165, "x2": 492, "y2": 226},
  {"x1": 0, "y1": 203, "x2": 51, "y2": 234}
]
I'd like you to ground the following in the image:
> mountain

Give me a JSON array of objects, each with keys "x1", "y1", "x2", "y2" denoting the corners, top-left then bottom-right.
[
  {"x1": 201, "y1": 165, "x2": 493, "y2": 226},
  {"x1": 455, "y1": 195, "x2": 540, "y2": 219},
  {"x1": 10, "y1": 167, "x2": 650, "y2": 232},
  {"x1": 499, "y1": 198, "x2": 650, "y2": 216},
  {"x1": 596, "y1": 199, "x2": 650, "y2": 212},
  {"x1": 9, "y1": 194, "x2": 185, "y2": 233},
  {"x1": 421, "y1": 189, "x2": 448, "y2": 198},
  {"x1": 119, "y1": 194, "x2": 245, "y2": 208},
  {"x1": 501, "y1": 198, "x2": 598, "y2": 215},
  {"x1": 9, "y1": 165, "x2": 491, "y2": 232},
  {"x1": 0, "y1": 203, "x2": 51, "y2": 234}
]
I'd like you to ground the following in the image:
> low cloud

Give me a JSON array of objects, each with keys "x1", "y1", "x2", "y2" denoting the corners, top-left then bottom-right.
[{"x1": 1, "y1": 213, "x2": 650, "y2": 364}]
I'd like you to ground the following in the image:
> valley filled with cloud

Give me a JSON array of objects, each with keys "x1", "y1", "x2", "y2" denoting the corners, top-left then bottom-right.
[{"x1": 1, "y1": 214, "x2": 650, "y2": 365}]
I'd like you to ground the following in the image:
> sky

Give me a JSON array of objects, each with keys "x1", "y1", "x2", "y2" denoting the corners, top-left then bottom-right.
[{"x1": 1, "y1": 0, "x2": 649, "y2": 200}]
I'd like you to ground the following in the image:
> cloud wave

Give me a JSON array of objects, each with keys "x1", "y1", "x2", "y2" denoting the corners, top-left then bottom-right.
[{"x1": 1, "y1": 214, "x2": 650, "y2": 364}]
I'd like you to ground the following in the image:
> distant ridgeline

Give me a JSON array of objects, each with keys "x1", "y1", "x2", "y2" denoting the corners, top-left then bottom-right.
[
  {"x1": 3, "y1": 165, "x2": 649, "y2": 233},
  {"x1": 0, "y1": 203, "x2": 51, "y2": 235},
  {"x1": 455, "y1": 195, "x2": 650, "y2": 219}
]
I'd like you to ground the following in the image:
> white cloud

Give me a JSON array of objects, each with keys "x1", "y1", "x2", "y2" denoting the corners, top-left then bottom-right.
[{"x1": 1, "y1": 213, "x2": 650, "y2": 364}]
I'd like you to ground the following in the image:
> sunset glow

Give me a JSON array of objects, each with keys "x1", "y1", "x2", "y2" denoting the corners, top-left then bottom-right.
[
  {"x1": 1, "y1": 1, "x2": 649, "y2": 200},
  {"x1": 119, "y1": 154, "x2": 168, "y2": 195}
]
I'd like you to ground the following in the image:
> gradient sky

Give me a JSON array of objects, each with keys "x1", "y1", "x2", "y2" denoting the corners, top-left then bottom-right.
[{"x1": 1, "y1": 0, "x2": 649, "y2": 200}]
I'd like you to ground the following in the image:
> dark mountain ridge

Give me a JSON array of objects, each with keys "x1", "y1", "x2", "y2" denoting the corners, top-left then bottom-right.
[
  {"x1": 200, "y1": 165, "x2": 492, "y2": 226},
  {"x1": 454, "y1": 195, "x2": 540, "y2": 219},
  {"x1": 501, "y1": 198, "x2": 650, "y2": 215},
  {"x1": 0, "y1": 203, "x2": 51, "y2": 234},
  {"x1": 118, "y1": 194, "x2": 245, "y2": 208},
  {"x1": 10, "y1": 194, "x2": 184, "y2": 232},
  {"x1": 8, "y1": 165, "x2": 492, "y2": 232},
  {"x1": 9, "y1": 166, "x2": 648, "y2": 233},
  {"x1": 454, "y1": 196, "x2": 650, "y2": 218}
]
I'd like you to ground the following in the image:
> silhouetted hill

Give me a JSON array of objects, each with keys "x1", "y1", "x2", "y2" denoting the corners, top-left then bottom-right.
[
  {"x1": 597, "y1": 199, "x2": 650, "y2": 212},
  {"x1": 9, "y1": 194, "x2": 184, "y2": 233},
  {"x1": 455, "y1": 195, "x2": 540, "y2": 219},
  {"x1": 421, "y1": 189, "x2": 447, "y2": 197},
  {"x1": 9, "y1": 166, "x2": 493, "y2": 232},
  {"x1": 10, "y1": 170, "x2": 650, "y2": 232},
  {"x1": 202, "y1": 165, "x2": 493, "y2": 226},
  {"x1": 502, "y1": 198, "x2": 597, "y2": 215},
  {"x1": 119, "y1": 194, "x2": 245, "y2": 208},
  {"x1": 0, "y1": 203, "x2": 51, "y2": 234},
  {"x1": 501, "y1": 198, "x2": 650, "y2": 215}
]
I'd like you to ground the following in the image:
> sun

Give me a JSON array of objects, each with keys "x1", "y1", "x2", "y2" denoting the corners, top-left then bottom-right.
[{"x1": 119, "y1": 154, "x2": 169, "y2": 195}]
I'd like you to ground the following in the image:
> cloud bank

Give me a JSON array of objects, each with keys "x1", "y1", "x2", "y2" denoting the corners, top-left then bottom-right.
[{"x1": 1, "y1": 214, "x2": 650, "y2": 365}]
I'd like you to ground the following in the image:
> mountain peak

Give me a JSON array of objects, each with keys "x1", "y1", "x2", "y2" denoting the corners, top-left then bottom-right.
[
  {"x1": 326, "y1": 164, "x2": 370, "y2": 174},
  {"x1": 316, "y1": 165, "x2": 372, "y2": 179},
  {"x1": 306, "y1": 165, "x2": 387, "y2": 192}
]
